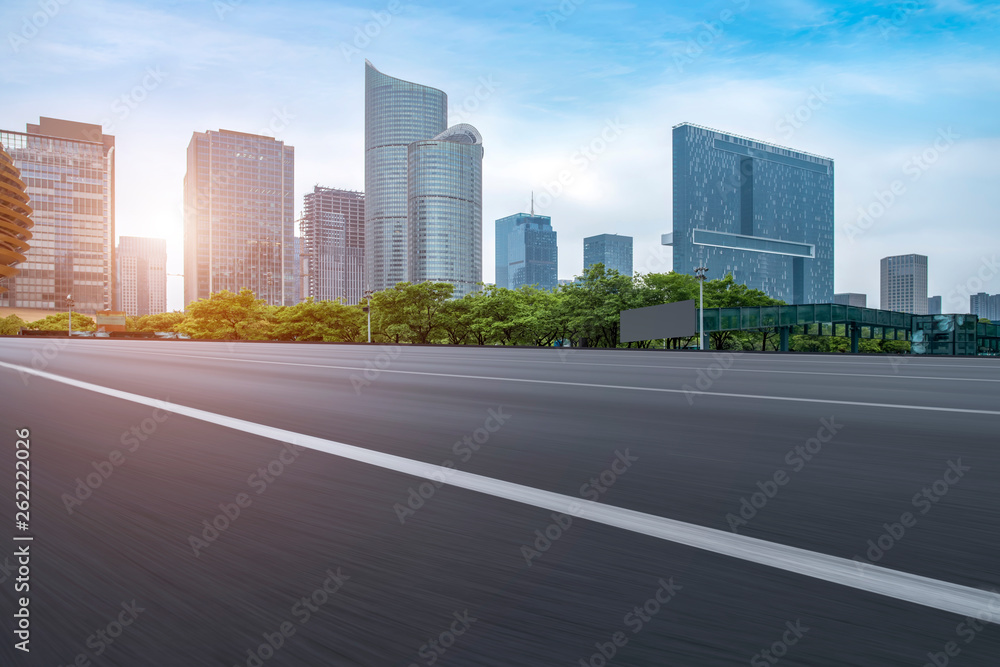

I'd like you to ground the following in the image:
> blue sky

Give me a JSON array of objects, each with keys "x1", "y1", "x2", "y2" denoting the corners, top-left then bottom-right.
[{"x1": 3, "y1": 0, "x2": 998, "y2": 311}]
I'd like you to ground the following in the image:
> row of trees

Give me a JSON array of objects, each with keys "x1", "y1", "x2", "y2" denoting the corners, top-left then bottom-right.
[
  {"x1": 98, "y1": 266, "x2": 906, "y2": 352},
  {"x1": 0, "y1": 266, "x2": 914, "y2": 352}
]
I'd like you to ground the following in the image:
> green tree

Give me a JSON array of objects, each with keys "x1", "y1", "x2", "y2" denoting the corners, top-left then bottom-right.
[
  {"x1": 399, "y1": 282, "x2": 454, "y2": 344},
  {"x1": 271, "y1": 298, "x2": 365, "y2": 342},
  {"x1": 26, "y1": 311, "x2": 96, "y2": 332},
  {"x1": 177, "y1": 289, "x2": 273, "y2": 340},
  {"x1": 134, "y1": 311, "x2": 187, "y2": 332},
  {"x1": 0, "y1": 314, "x2": 25, "y2": 335}
]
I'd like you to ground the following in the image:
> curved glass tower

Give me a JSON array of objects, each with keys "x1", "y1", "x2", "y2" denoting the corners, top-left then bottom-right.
[
  {"x1": 365, "y1": 61, "x2": 447, "y2": 292},
  {"x1": 407, "y1": 124, "x2": 483, "y2": 298}
]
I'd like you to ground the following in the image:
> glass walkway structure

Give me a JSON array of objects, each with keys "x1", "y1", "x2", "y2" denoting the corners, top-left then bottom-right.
[{"x1": 699, "y1": 303, "x2": 1000, "y2": 355}]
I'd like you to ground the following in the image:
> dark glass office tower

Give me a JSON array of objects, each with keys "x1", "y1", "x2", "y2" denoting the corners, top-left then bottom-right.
[
  {"x1": 584, "y1": 233, "x2": 632, "y2": 276},
  {"x1": 666, "y1": 123, "x2": 833, "y2": 304},
  {"x1": 495, "y1": 213, "x2": 557, "y2": 291}
]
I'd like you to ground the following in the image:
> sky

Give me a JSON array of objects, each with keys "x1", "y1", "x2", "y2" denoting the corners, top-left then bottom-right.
[{"x1": 2, "y1": 0, "x2": 999, "y2": 312}]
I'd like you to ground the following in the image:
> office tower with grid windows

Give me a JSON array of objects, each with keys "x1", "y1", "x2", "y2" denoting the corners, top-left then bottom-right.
[
  {"x1": 300, "y1": 186, "x2": 365, "y2": 304},
  {"x1": 183, "y1": 129, "x2": 294, "y2": 307},
  {"x1": 117, "y1": 236, "x2": 166, "y2": 316},
  {"x1": 970, "y1": 292, "x2": 1000, "y2": 320},
  {"x1": 880, "y1": 254, "x2": 928, "y2": 314},
  {"x1": 0, "y1": 117, "x2": 115, "y2": 312},
  {"x1": 665, "y1": 123, "x2": 833, "y2": 304},
  {"x1": 584, "y1": 233, "x2": 632, "y2": 277}
]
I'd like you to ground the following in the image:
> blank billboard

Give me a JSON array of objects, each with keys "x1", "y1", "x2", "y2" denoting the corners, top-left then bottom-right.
[{"x1": 620, "y1": 300, "x2": 697, "y2": 342}]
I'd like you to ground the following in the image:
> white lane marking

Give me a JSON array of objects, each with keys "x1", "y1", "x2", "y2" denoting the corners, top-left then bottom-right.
[
  {"x1": 34, "y1": 348, "x2": 1000, "y2": 416},
  {"x1": 4, "y1": 359, "x2": 998, "y2": 622}
]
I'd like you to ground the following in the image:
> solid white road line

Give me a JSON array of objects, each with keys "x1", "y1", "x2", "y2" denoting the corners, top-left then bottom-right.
[
  {"x1": 35, "y1": 348, "x2": 1000, "y2": 416},
  {"x1": 3, "y1": 358, "x2": 998, "y2": 622}
]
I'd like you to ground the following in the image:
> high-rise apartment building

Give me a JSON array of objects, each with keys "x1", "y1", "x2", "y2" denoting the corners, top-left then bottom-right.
[
  {"x1": 665, "y1": 123, "x2": 833, "y2": 304},
  {"x1": 183, "y1": 129, "x2": 294, "y2": 306},
  {"x1": 584, "y1": 233, "x2": 633, "y2": 277},
  {"x1": 0, "y1": 142, "x2": 33, "y2": 293},
  {"x1": 927, "y1": 295, "x2": 942, "y2": 315},
  {"x1": 117, "y1": 236, "x2": 166, "y2": 316},
  {"x1": 880, "y1": 254, "x2": 928, "y2": 314},
  {"x1": 300, "y1": 187, "x2": 365, "y2": 304},
  {"x1": 0, "y1": 117, "x2": 115, "y2": 312},
  {"x1": 970, "y1": 292, "x2": 1000, "y2": 320},
  {"x1": 365, "y1": 61, "x2": 483, "y2": 296},
  {"x1": 833, "y1": 293, "x2": 867, "y2": 307},
  {"x1": 495, "y1": 212, "x2": 557, "y2": 291}
]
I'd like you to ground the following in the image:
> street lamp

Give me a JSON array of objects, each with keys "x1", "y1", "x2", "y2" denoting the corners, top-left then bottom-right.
[
  {"x1": 66, "y1": 294, "x2": 75, "y2": 336},
  {"x1": 694, "y1": 267, "x2": 708, "y2": 351},
  {"x1": 363, "y1": 289, "x2": 374, "y2": 343}
]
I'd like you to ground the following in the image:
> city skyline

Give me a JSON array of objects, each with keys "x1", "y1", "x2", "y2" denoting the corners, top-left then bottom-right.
[{"x1": 2, "y1": 1, "x2": 997, "y2": 312}]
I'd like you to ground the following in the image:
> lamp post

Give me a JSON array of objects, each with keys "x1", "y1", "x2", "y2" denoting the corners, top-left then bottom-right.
[
  {"x1": 66, "y1": 294, "x2": 75, "y2": 336},
  {"x1": 694, "y1": 267, "x2": 708, "y2": 350},
  {"x1": 363, "y1": 289, "x2": 373, "y2": 343}
]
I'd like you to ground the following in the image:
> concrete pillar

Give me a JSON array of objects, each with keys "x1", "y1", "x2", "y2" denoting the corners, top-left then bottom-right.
[
  {"x1": 851, "y1": 323, "x2": 860, "y2": 353},
  {"x1": 780, "y1": 326, "x2": 790, "y2": 352}
]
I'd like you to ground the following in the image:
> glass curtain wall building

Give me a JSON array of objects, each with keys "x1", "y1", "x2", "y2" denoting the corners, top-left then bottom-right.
[
  {"x1": 117, "y1": 236, "x2": 166, "y2": 316},
  {"x1": 408, "y1": 125, "x2": 483, "y2": 297},
  {"x1": 365, "y1": 61, "x2": 447, "y2": 292},
  {"x1": 301, "y1": 186, "x2": 365, "y2": 305},
  {"x1": 880, "y1": 254, "x2": 928, "y2": 314},
  {"x1": 495, "y1": 213, "x2": 557, "y2": 290},
  {"x1": 584, "y1": 233, "x2": 633, "y2": 276},
  {"x1": 666, "y1": 123, "x2": 833, "y2": 304},
  {"x1": 183, "y1": 129, "x2": 295, "y2": 307},
  {"x1": 0, "y1": 117, "x2": 115, "y2": 312}
]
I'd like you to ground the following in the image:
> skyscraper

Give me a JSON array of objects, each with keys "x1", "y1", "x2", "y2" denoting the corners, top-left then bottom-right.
[
  {"x1": 495, "y1": 212, "x2": 557, "y2": 291},
  {"x1": 584, "y1": 233, "x2": 633, "y2": 277},
  {"x1": 0, "y1": 142, "x2": 33, "y2": 294},
  {"x1": 117, "y1": 236, "x2": 167, "y2": 316},
  {"x1": 183, "y1": 129, "x2": 294, "y2": 306},
  {"x1": 970, "y1": 292, "x2": 1000, "y2": 320},
  {"x1": 834, "y1": 293, "x2": 867, "y2": 307},
  {"x1": 365, "y1": 61, "x2": 447, "y2": 292},
  {"x1": 880, "y1": 254, "x2": 928, "y2": 314},
  {"x1": 0, "y1": 117, "x2": 115, "y2": 312},
  {"x1": 365, "y1": 61, "x2": 483, "y2": 297},
  {"x1": 927, "y1": 295, "x2": 942, "y2": 315},
  {"x1": 408, "y1": 125, "x2": 483, "y2": 297},
  {"x1": 300, "y1": 187, "x2": 365, "y2": 304},
  {"x1": 665, "y1": 123, "x2": 833, "y2": 304}
]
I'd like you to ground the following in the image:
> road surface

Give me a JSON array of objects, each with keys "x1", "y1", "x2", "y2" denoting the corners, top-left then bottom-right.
[{"x1": 1, "y1": 339, "x2": 998, "y2": 666}]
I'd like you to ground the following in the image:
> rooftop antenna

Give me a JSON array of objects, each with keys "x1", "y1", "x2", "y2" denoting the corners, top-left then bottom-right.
[{"x1": 530, "y1": 191, "x2": 534, "y2": 216}]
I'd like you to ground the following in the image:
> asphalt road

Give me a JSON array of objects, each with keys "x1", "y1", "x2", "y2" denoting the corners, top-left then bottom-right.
[{"x1": 1, "y1": 339, "x2": 998, "y2": 666}]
